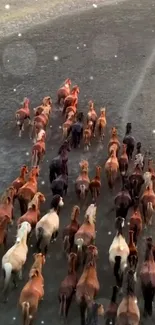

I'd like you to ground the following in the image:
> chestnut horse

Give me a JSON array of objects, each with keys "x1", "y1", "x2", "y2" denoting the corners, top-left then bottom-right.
[
  {"x1": 76, "y1": 245, "x2": 100, "y2": 325},
  {"x1": 19, "y1": 253, "x2": 45, "y2": 325},
  {"x1": 11, "y1": 165, "x2": 29, "y2": 199},
  {"x1": 18, "y1": 167, "x2": 40, "y2": 215},
  {"x1": 15, "y1": 98, "x2": 31, "y2": 137},
  {"x1": 0, "y1": 215, "x2": 10, "y2": 249},
  {"x1": 105, "y1": 148, "x2": 119, "y2": 190},
  {"x1": 75, "y1": 160, "x2": 90, "y2": 200},
  {"x1": 63, "y1": 85, "x2": 80, "y2": 115},
  {"x1": 63, "y1": 205, "x2": 80, "y2": 256},
  {"x1": 96, "y1": 107, "x2": 107, "y2": 141},
  {"x1": 0, "y1": 186, "x2": 16, "y2": 223},
  {"x1": 31, "y1": 133, "x2": 46, "y2": 167},
  {"x1": 87, "y1": 100, "x2": 97, "y2": 137},
  {"x1": 57, "y1": 78, "x2": 71, "y2": 106}
]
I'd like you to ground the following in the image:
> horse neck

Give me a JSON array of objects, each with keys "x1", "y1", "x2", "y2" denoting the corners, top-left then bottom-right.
[
  {"x1": 100, "y1": 112, "x2": 105, "y2": 117},
  {"x1": 28, "y1": 175, "x2": 37, "y2": 183},
  {"x1": 85, "y1": 253, "x2": 96, "y2": 269},
  {"x1": 68, "y1": 257, "x2": 76, "y2": 274},
  {"x1": 23, "y1": 100, "x2": 29, "y2": 110},
  {"x1": 81, "y1": 170, "x2": 88, "y2": 177},
  {"x1": 129, "y1": 231, "x2": 134, "y2": 247},
  {"x1": 71, "y1": 207, "x2": 79, "y2": 222},
  {"x1": 20, "y1": 168, "x2": 26, "y2": 179},
  {"x1": 95, "y1": 168, "x2": 101, "y2": 179},
  {"x1": 122, "y1": 147, "x2": 127, "y2": 155},
  {"x1": 111, "y1": 150, "x2": 117, "y2": 158}
]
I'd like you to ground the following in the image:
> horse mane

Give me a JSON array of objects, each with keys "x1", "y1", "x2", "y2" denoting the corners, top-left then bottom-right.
[
  {"x1": 0, "y1": 187, "x2": 14, "y2": 204},
  {"x1": 79, "y1": 160, "x2": 89, "y2": 172},
  {"x1": 84, "y1": 204, "x2": 96, "y2": 225},
  {"x1": 28, "y1": 192, "x2": 41, "y2": 209}
]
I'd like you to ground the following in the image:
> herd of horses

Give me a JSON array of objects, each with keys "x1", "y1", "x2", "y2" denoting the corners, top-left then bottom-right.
[{"x1": 0, "y1": 78, "x2": 155, "y2": 325}]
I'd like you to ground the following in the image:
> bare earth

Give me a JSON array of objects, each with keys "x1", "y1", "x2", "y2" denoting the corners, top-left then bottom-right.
[{"x1": 0, "y1": 0, "x2": 155, "y2": 324}]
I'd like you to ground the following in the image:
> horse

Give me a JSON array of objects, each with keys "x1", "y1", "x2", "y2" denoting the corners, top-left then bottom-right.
[
  {"x1": 63, "y1": 205, "x2": 80, "y2": 256},
  {"x1": 35, "y1": 195, "x2": 64, "y2": 255},
  {"x1": 11, "y1": 165, "x2": 29, "y2": 198},
  {"x1": 57, "y1": 78, "x2": 71, "y2": 106},
  {"x1": 19, "y1": 253, "x2": 45, "y2": 325},
  {"x1": 71, "y1": 112, "x2": 84, "y2": 148},
  {"x1": 17, "y1": 192, "x2": 45, "y2": 229},
  {"x1": 75, "y1": 160, "x2": 90, "y2": 200},
  {"x1": 87, "y1": 100, "x2": 97, "y2": 137},
  {"x1": 15, "y1": 98, "x2": 31, "y2": 137},
  {"x1": 0, "y1": 186, "x2": 16, "y2": 223},
  {"x1": 105, "y1": 148, "x2": 119, "y2": 190},
  {"x1": 51, "y1": 164, "x2": 68, "y2": 198},
  {"x1": 18, "y1": 167, "x2": 40, "y2": 215},
  {"x1": 49, "y1": 141, "x2": 71, "y2": 183},
  {"x1": 2, "y1": 221, "x2": 31, "y2": 302},
  {"x1": 96, "y1": 107, "x2": 107, "y2": 141},
  {"x1": 63, "y1": 85, "x2": 80, "y2": 115},
  {"x1": 123, "y1": 123, "x2": 135, "y2": 160}
]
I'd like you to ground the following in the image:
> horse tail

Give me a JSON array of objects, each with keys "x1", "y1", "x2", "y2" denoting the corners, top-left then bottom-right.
[
  {"x1": 80, "y1": 297, "x2": 87, "y2": 325},
  {"x1": 114, "y1": 256, "x2": 122, "y2": 288},
  {"x1": 49, "y1": 165, "x2": 56, "y2": 184},
  {"x1": 59, "y1": 294, "x2": 67, "y2": 319},
  {"x1": 36, "y1": 227, "x2": 44, "y2": 251},
  {"x1": 3, "y1": 262, "x2": 12, "y2": 293},
  {"x1": 62, "y1": 126, "x2": 68, "y2": 138},
  {"x1": 80, "y1": 184, "x2": 86, "y2": 199},
  {"x1": 107, "y1": 168, "x2": 115, "y2": 189},
  {"x1": 63, "y1": 235, "x2": 70, "y2": 255},
  {"x1": 31, "y1": 149, "x2": 38, "y2": 167},
  {"x1": 22, "y1": 301, "x2": 30, "y2": 325},
  {"x1": 147, "y1": 202, "x2": 153, "y2": 223}
]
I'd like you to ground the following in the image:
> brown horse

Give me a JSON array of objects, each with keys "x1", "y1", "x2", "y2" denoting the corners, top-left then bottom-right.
[
  {"x1": 129, "y1": 206, "x2": 142, "y2": 246},
  {"x1": 62, "y1": 115, "x2": 75, "y2": 140},
  {"x1": 63, "y1": 85, "x2": 80, "y2": 115},
  {"x1": 17, "y1": 192, "x2": 45, "y2": 229},
  {"x1": 15, "y1": 98, "x2": 31, "y2": 137},
  {"x1": 140, "y1": 181, "x2": 155, "y2": 228},
  {"x1": 31, "y1": 133, "x2": 46, "y2": 167},
  {"x1": 76, "y1": 245, "x2": 100, "y2": 325},
  {"x1": 75, "y1": 160, "x2": 90, "y2": 200},
  {"x1": 34, "y1": 96, "x2": 52, "y2": 116},
  {"x1": 58, "y1": 253, "x2": 78, "y2": 320},
  {"x1": 11, "y1": 165, "x2": 29, "y2": 197},
  {"x1": 119, "y1": 144, "x2": 128, "y2": 177},
  {"x1": 87, "y1": 100, "x2": 97, "y2": 137},
  {"x1": 129, "y1": 164, "x2": 144, "y2": 203},
  {"x1": 19, "y1": 253, "x2": 45, "y2": 325},
  {"x1": 18, "y1": 167, "x2": 40, "y2": 215},
  {"x1": 57, "y1": 79, "x2": 71, "y2": 106},
  {"x1": 0, "y1": 215, "x2": 11, "y2": 248},
  {"x1": 108, "y1": 127, "x2": 120, "y2": 156},
  {"x1": 105, "y1": 148, "x2": 119, "y2": 189},
  {"x1": 96, "y1": 107, "x2": 107, "y2": 141},
  {"x1": 0, "y1": 186, "x2": 16, "y2": 223},
  {"x1": 83, "y1": 121, "x2": 93, "y2": 151},
  {"x1": 63, "y1": 205, "x2": 80, "y2": 256},
  {"x1": 89, "y1": 166, "x2": 102, "y2": 201}
]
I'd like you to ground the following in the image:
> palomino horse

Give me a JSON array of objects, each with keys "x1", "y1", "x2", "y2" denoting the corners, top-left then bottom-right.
[
  {"x1": 105, "y1": 148, "x2": 119, "y2": 190},
  {"x1": 63, "y1": 85, "x2": 80, "y2": 115},
  {"x1": 49, "y1": 141, "x2": 71, "y2": 183},
  {"x1": 2, "y1": 221, "x2": 31, "y2": 302},
  {"x1": 36, "y1": 195, "x2": 64, "y2": 255},
  {"x1": 18, "y1": 167, "x2": 40, "y2": 215},
  {"x1": 140, "y1": 181, "x2": 155, "y2": 228},
  {"x1": 75, "y1": 160, "x2": 90, "y2": 200},
  {"x1": 96, "y1": 107, "x2": 107, "y2": 141},
  {"x1": 74, "y1": 204, "x2": 97, "y2": 264},
  {"x1": 19, "y1": 253, "x2": 45, "y2": 325},
  {"x1": 108, "y1": 127, "x2": 120, "y2": 157},
  {"x1": 76, "y1": 245, "x2": 100, "y2": 325},
  {"x1": 0, "y1": 186, "x2": 16, "y2": 223},
  {"x1": 123, "y1": 123, "x2": 135, "y2": 160},
  {"x1": 15, "y1": 98, "x2": 31, "y2": 137},
  {"x1": 87, "y1": 100, "x2": 97, "y2": 137},
  {"x1": 57, "y1": 78, "x2": 71, "y2": 106},
  {"x1": 17, "y1": 192, "x2": 45, "y2": 229}
]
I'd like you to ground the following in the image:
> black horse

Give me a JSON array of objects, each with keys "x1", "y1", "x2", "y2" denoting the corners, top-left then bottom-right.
[
  {"x1": 71, "y1": 112, "x2": 84, "y2": 148},
  {"x1": 123, "y1": 123, "x2": 135, "y2": 160},
  {"x1": 114, "y1": 181, "x2": 132, "y2": 220},
  {"x1": 50, "y1": 164, "x2": 68, "y2": 197},
  {"x1": 49, "y1": 141, "x2": 71, "y2": 183}
]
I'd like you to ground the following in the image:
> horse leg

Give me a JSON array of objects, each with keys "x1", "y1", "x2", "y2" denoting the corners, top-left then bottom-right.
[
  {"x1": 18, "y1": 197, "x2": 27, "y2": 215},
  {"x1": 19, "y1": 123, "x2": 22, "y2": 137},
  {"x1": 52, "y1": 231, "x2": 59, "y2": 242},
  {"x1": 18, "y1": 268, "x2": 23, "y2": 280},
  {"x1": 12, "y1": 271, "x2": 18, "y2": 288},
  {"x1": 27, "y1": 116, "x2": 31, "y2": 125}
]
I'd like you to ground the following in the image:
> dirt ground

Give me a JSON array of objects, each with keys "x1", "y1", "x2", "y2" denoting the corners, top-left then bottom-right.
[{"x1": 0, "y1": 0, "x2": 155, "y2": 324}]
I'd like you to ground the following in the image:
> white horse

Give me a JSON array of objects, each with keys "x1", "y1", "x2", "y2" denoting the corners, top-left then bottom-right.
[
  {"x1": 2, "y1": 221, "x2": 31, "y2": 301},
  {"x1": 143, "y1": 171, "x2": 152, "y2": 189},
  {"x1": 35, "y1": 195, "x2": 64, "y2": 254}
]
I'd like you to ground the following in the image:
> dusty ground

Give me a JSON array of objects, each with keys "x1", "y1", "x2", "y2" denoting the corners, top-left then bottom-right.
[{"x1": 0, "y1": 0, "x2": 155, "y2": 324}]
